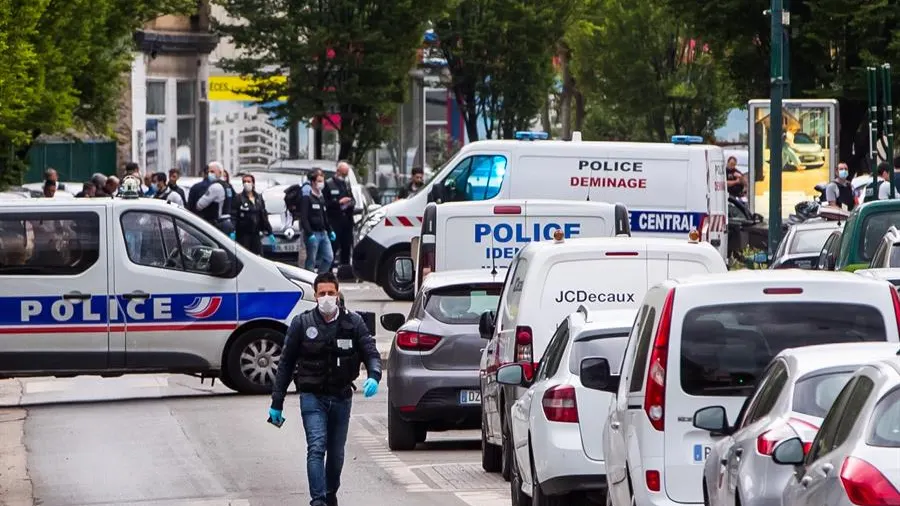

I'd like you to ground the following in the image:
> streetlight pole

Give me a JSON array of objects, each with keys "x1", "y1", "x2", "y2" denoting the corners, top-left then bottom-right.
[
  {"x1": 768, "y1": 0, "x2": 786, "y2": 256},
  {"x1": 882, "y1": 64, "x2": 895, "y2": 198}
]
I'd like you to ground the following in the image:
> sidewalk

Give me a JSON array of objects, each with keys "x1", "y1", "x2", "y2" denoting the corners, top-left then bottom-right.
[{"x1": 0, "y1": 380, "x2": 32, "y2": 506}]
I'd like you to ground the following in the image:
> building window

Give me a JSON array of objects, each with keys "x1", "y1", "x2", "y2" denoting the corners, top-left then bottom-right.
[
  {"x1": 147, "y1": 81, "x2": 166, "y2": 115},
  {"x1": 177, "y1": 81, "x2": 196, "y2": 115}
]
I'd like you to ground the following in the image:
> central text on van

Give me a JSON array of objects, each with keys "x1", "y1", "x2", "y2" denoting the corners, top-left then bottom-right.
[{"x1": 554, "y1": 291, "x2": 637, "y2": 303}]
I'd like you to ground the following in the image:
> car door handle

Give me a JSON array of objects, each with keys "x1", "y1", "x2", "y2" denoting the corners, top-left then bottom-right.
[
  {"x1": 820, "y1": 463, "x2": 834, "y2": 476},
  {"x1": 609, "y1": 420, "x2": 621, "y2": 430},
  {"x1": 123, "y1": 291, "x2": 150, "y2": 300},
  {"x1": 62, "y1": 291, "x2": 91, "y2": 301}
]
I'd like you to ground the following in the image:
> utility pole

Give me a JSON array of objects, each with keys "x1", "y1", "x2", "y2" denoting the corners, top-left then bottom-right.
[
  {"x1": 867, "y1": 67, "x2": 878, "y2": 202},
  {"x1": 882, "y1": 64, "x2": 895, "y2": 198},
  {"x1": 767, "y1": 0, "x2": 787, "y2": 256}
]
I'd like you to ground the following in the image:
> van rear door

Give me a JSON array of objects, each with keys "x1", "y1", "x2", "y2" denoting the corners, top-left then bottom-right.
[{"x1": 443, "y1": 202, "x2": 527, "y2": 271}]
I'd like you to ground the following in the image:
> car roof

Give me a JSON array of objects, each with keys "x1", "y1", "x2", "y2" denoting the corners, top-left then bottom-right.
[
  {"x1": 421, "y1": 269, "x2": 507, "y2": 290},
  {"x1": 777, "y1": 342, "x2": 900, "y2": 377},
  {"x1": 436, "y1": 199, "x2": 618, "y2": 211},
  {"x1": 665, "y1": 269, "x2": 889, "y2": 289},
  {"x1": 518, "y1": 236, "x2": 720, "y2": 263},
  {"x1": 0, "y1": 197, "x2": 173, "y2": 209},
  {"x1": 789, "y1": 220, "x2": 843, "y2": 231},
  {"x1": 458, "y1": 139, "x2": 717, "y2": 155},
  {"x1": 577, "y1": 308, "x2": 639, "y2": 333},
  {"x1": 871, "y1": 356, "x2": 900, "y2": 376},
  {"x1": 852, "y1": 199, "x2": 900, "y2": 213},
  {"x1": 856, "y1": 268, "x2": 900, "y2": 282}
]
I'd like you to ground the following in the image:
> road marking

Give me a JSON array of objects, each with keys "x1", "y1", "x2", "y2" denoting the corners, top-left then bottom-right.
[
  {"x1": 454, "y1": 490, "x2": 510, "y2": 506},
  {"x1": 22, "y1": 376, "x2": 169, "y2": 394},
  {"x1": 351, "y1": 424, "x2": 432, "y2": 492}
]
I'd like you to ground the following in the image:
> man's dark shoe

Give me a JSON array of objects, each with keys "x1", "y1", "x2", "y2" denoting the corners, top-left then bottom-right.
[
  {"x1": 326, "y1": 493, "x2": 338, "y2": 506},
  {"x1": 311, "y1": 500, "x2": 327, "y2": 506}
]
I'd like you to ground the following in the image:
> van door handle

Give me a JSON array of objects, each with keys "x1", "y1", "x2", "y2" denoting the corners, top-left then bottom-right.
[
  {"x1": 123, "y1": 291, "x2": 150, "y2": 300},
  {"x1": 610, "y1": 420, "x2": 621, "y2": 430},
  {"x1": 62, "y1": 291, "x2": 91, "y2": 301}
]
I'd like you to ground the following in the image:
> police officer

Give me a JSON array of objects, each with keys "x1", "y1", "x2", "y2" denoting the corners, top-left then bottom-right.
[
  {"x1": 324, "y1": 161, "x2": 356, "y2": 268},
  {"x1": 196, "y1": 161, "x2": 235, "y2": 234},
  {"x1": 268, "y1": 272, "x2": 381, "y2": 506}
]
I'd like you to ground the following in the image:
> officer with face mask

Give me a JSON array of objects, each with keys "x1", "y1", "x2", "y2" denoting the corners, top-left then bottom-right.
[{"x1": 268, "y1": 271, "x2": 382, "y2": 506}]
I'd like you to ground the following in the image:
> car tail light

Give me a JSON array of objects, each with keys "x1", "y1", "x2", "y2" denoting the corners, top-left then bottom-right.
[
  {"x1": 644, "y1": 288, "x2": 675, "y2": 431},
  {"x1": 514, "y1": 326, "x2": 538, "y2": 380},
  {"x1": 840, "y1": 456, "x2": 900, "y2": 505},
  {"x1": 542, "y1": 385, "x2": 578, "y2": 423},
  {"x1": 889, "y1": 286, "x2": 900, "y2": 338},
  {"x1": 756, "y1": 424, "x2": 798, "y2": 455},
  {"x1": 763, "y1": 287, "x2": 804, "y2": 295},
  {"x1": 396, "y1": 330, "x2": 441, "y2": 351},
  {"x1": 645, "y1": 470, "x2": 661, "y2": 492}
]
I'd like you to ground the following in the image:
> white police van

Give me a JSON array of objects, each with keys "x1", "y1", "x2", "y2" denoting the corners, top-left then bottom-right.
[
  {"x1": 0, "y1": 198, "x2": 321, "y2": 394},
  {"x1": 409, "y1": 199, "x2": 630, "y2": 294},
  {"x1": 353, "y1": 132, "x2": 727, "y2": 300}
]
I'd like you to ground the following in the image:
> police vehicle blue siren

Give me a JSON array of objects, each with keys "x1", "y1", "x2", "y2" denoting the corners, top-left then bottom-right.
[
  {"x1": 515, "y1": 131, "x2": 550, "y2": 141},
  {"x1": 671, "y1": 135, "x2": 704, "y2": 145}
]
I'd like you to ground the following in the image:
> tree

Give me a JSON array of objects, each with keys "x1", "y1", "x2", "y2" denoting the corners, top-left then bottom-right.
[
  {"x1": 0, "y1": 0, "x2": 195, "y2": 189},
  {"x1": 666, "y1": 0, "x2": 900, "y2": 167},
  {"x1": 434, "y1": 0, "x2": 574, "y2": 141},
  {"x1": 215, "y1": 0, "x2": 444, "y2": 171},
  {"x1": 570, "y1": 0, "x2": 735, "y2": 141}
]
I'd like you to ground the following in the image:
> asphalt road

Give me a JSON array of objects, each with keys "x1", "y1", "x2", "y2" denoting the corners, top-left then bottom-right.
[{"x1": 0, "y1": 283, "x2": 510, "y2": 506}]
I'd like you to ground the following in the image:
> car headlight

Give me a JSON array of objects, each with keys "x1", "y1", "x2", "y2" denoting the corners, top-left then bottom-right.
[{"x1": 358, "y1": 208, "x2": 386, "y2": 240}]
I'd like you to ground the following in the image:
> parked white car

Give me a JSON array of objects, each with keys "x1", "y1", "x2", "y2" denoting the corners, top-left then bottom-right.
[{"x1": 497, "y1": 308, "x2": 637, "y2": 506}]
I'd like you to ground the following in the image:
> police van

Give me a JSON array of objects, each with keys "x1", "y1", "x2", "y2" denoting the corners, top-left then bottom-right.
[
  {"x1": 0, "y1": 198, "x2": 322, "y2": 394},
  {"x1": 478, "y1": 236, "x2": 728, "y2": 475},
  {"x1": 353, "y1": 132, "x2": 727, "y2": 300},
  {"x1": 410, "y1": 199, "x2": 630, "y2": 293}
]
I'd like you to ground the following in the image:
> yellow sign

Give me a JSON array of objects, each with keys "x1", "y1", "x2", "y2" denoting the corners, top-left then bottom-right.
[{"x1": 208, "y1": 75, "x2": 287, "y2": 101}]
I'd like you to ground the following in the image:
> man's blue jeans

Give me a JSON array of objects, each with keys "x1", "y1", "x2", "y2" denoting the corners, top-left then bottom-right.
[
  {"x1": 305, "y1": 231, "x2": 334, "y2": 273},
  {"x1": 299, "y1": 393, "x2": 352, "y2": 505}
]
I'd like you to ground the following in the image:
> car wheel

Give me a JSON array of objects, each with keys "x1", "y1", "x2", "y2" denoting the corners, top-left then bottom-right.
[
  {"x1": 501, "y1": 416, "x2": 513, "y2": 481},
  {"x1": 380, "y1": 250, "x2": 414, "y2": 301},
  {"x1": 481, "y1": 419, "x2": 502, "y2": 473},
  {"x1": 225, "y1": 327, "x2": 284, "y2": 394},
  {"x1": 510, "y1": 456, "x2": 532, "y2": 506},
  {"x1": 415, "y1": 427, "x2": 427, "y2": 443},
  {"x1": 387, "y1": 404, "x2": 417, "y2": 451}
]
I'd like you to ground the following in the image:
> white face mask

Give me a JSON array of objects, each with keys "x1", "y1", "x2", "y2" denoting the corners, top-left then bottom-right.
[
  {"x1": 243, "y1": 182, "x2": 253, "y2": 193},
  {"x1": 317, "y1": 295, "x2": 338, "y2": 314},
  {"x1": 316, "y1": 182, "x2": 325, "y2": 191}
]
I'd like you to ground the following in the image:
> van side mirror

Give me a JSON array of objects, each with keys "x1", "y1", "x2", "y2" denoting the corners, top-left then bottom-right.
[
  {"x1": 208, "y1": 248, "x2": 233, "y2": 277},
  {"x1": 479, "y1": 311, "x2": 496, "y2": 340},
  {"x1": 693, "y1": 406, "x2": 731, "y2": 435},
  {"x1": 393, "y1": 257, "x2": 414, "y2": 285},
  {"x1": 580, "y1": 357, "x2": 618, "y2": 393},
  {"x1": 771, "y1": 437, "x2": 805, "y2": 466},
  {"x1": 380, "y1": 313, "x2": 406, "y2": 333}
]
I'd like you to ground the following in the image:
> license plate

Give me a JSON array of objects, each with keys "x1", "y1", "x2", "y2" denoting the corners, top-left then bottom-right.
[
  {"x1": 459, "y1": 390, "x2": 481, "y2": 405},
  {"x1": 273, "y1": 241, "x2": 301, "y2": 253},
  {"x1": 693, "y1": 444, "x2": 712, "y2": 463}
]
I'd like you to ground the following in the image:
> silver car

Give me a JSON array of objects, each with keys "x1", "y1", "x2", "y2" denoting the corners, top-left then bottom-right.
[
  {"x1": 381, "y1": 269, "x2": 503, "y2": 451},
  {"x1": 694, "y1": 342, "x2": 900, "y2": 506},
  {"x1": 771, "y1": 355, "x2": 900, "y2": 506},
  {"x1": 771, "y1": 220, "x2": 842, "y2": 269}
]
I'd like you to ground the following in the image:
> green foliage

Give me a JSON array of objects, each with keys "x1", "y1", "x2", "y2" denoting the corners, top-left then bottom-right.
[
  {"x1": 0, "y1": 0, "x2": 195, "y2": 189},
  {"x1": 434, "y1": 0, "x2": 574, "y2": 140},
  {"x1": 215, "y1": 0, "x2": 444, "y2": 168},
  {"x1": 571, "y1": 0, "x2": 735, "y2": 142}
]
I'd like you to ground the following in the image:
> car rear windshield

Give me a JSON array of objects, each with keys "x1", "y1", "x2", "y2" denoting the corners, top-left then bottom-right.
[
  {"x1": 868, "y1": 387, "x2": 900, "y2": 448},
  {"x1": 792, "y1": 371, "x2": 854, "y2": 418},
  {"x1": 568, "y1": 332, "x2": 630, "y2": 375},
  {"x1": 859, "y1": 211, "x2": 900, "y2": 261},
  {"x1": 680, "y1": 303, "x2": 886, "y2": 396},
  {"x1": 424, "y1": 284, "x2": 502, "y2": 325},
  {"x1": 790, "y1": 228, "x2": 835, "y2": 254}
]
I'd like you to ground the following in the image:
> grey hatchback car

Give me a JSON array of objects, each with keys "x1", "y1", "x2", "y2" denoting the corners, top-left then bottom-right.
[{"x1": 381, "y1": 269, "x2": 503, "y2": 451}]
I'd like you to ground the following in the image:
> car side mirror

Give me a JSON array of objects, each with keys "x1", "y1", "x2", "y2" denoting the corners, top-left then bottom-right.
[
  {"x1": 752, "y1": 213, "x2": 764, "y2": 224},
  {"x1": 208, "y1": 248, "x2": 233, "y2": 277},
  {"x1": 771, "y1": 437, "x2": 806, "y2": 466},
  {"x1": 580, "y1": 357, "x2": 618, "y2": 393},
  {"x1": 380, "y1": 313, "x2": 406, "y2": 333},
  {"x1": 693, "y1": 406, "x2": 731, "y2": 435},
  {"x1": 392, "y1": 257, "x2": 414, "y2": 286},
  {"x1": 497, "y1": 363, "x2": 529, "y2": 386},
  {"x1": 479, "y1": 311, "x2": 496, "y2": 340}
]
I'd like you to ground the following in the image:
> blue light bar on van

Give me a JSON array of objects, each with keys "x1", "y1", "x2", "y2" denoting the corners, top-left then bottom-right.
[
  {"x1": 671, "y1": 135, "x2": 704, "y2": 144},
  {"x1": 515, "y1": 131, "x2": 550, "y2": 141}
]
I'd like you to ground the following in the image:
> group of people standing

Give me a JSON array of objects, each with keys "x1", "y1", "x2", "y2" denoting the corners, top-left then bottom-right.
[{"x1": 826, "y1": 157, "x2": 900, "y2": 210}]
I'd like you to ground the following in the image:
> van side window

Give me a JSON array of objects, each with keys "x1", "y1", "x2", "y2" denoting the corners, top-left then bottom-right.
[
  {"x1": 504, "y1": 257, "x2": 527, "y2": 321},
  {"x1": 628, "y1": 307, "x2": 657, "y2": 392},
  {"x1": 440, "y1": 155, "x2": 508, "y2": 202},
  {"x1": 121, "y1": 211, "x2": 226, "y2": 275},
  {"x1": 0, "y1": 212, "x2": 100, "y2": 275}
]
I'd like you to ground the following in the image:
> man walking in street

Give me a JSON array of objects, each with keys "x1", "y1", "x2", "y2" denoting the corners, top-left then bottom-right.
[
  {"x1": 268, "y1": 271, "x2": 382, "y2": 506},
  {"x1": 397, "y1": 166, "x2": 425, "y2": 199},
  {"x1": 324, "y1": 161, "x2": 356, "y2": 269}
]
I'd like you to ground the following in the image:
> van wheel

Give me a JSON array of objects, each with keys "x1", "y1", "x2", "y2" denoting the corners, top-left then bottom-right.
[
  {"x1": 482, "y1": 417, "x2": 502, "y2": 472},
  {"x1": 381, "y1": 250, "x2": 414, "y2": 301},
  {"x1": 388, "y1": 404, "x2": 418, "y2": 451},
  {"x1": 225, "y1": 327, "x2": 284, "y2": 395}
]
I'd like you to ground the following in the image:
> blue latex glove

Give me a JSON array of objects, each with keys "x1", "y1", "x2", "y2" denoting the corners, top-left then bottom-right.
[
  {"x1": 268, "y1": 408, "x2": 284, "y2": 425},
  {"x1": 308, "y1": 233, "x2": 318, "y2": 244},
  {"x1": 329, "y1": 231, "x2": 337, "y2": 242},
  {"x1": 362, "y1": 378, "x2": 378, "y2": 398},
  {"x1": 268, "y1": 234, "x2": 276, "y2": 244},
  {"x1": 228, "y1": 231, "x2": 236, "y2": 240}
]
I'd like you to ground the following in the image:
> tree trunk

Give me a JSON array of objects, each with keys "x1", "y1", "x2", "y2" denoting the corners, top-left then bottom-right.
[
  {"x1": 314, "y1": 121, "x2": 324, "y2": 160},
  {"x1": 338, "y1": 137, "x2": 354, "y2": 163},
  {"x1": 574, "y1": 89, "x2": 585, "y2": 133},
  {"x1": 558, "y1": 43, "x2": 573, "y2": 140},
  {"x1": 541, "y1": 98, "x2": 552, "y2": 133}
]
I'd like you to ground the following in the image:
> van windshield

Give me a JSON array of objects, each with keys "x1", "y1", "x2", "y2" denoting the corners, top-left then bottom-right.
[{"x1": 680, "y1": 302, "x2": 886, "y2": 396}]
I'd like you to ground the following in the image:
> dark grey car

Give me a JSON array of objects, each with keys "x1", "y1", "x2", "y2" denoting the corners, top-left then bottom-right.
[{"x1": 381, "y1": 269, "x2": 503, "y2": 451}]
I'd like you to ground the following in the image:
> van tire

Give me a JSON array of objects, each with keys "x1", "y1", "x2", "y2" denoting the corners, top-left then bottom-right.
[
  {"x1": 501, "y1": 415, "x2": 513, "y2": 481},
  {"x1": 481, "y1": 417, "x2": 502, "y2": 472},
  {"x1": 225, "y1": 327, "x2": 285, "y2": 395},
  {"x1": 388, "y1": 404, "x2": 418, "y2": 451},
  {"x1": 381, "y1": 250, "x2": 414, "y2": 301}
]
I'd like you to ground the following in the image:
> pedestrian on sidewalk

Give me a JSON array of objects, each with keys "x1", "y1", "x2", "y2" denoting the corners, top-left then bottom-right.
[{"x1": 268, "y1": 271, "x2": 382, "y2": 506}]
